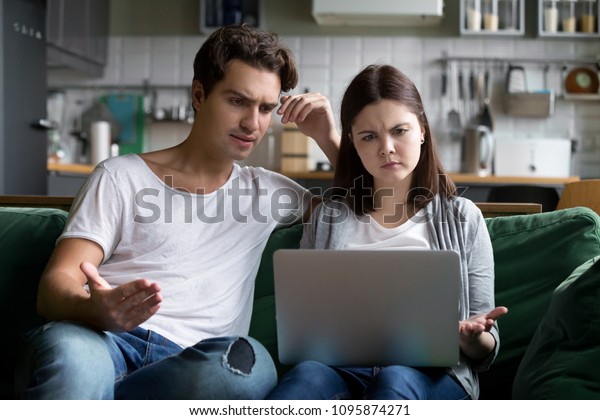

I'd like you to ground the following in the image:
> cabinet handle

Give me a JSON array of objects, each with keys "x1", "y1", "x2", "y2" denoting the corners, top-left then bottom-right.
[{"x1": 30, "y1": 119, "x2": 57, "y2": 130}]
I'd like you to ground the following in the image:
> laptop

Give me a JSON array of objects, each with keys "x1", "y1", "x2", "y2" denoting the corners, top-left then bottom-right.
[{"x1": 273, "y1": 249, "x2": 461, "y2": 367}]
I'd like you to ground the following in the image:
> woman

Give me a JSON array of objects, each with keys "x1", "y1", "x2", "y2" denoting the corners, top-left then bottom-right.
[{"x1": 268, "y1": 64, "x2": 507, "y2": 400}]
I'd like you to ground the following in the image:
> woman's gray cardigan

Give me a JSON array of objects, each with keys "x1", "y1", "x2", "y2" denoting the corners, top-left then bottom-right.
[{"x1": 299, "y1": 195, "x2": 499, "y2": 400}]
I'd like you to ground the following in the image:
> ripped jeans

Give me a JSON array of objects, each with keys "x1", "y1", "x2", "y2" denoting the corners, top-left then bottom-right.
[{"x1": 17, "y1": 321, "x2": 277, "y2": 399}]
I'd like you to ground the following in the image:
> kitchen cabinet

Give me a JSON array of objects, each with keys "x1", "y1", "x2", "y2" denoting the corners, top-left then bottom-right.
[
  {"x1": 47, "y1": 163, "x2": 92, "y2": 195},
  {"x1": 538, "y1": 0, "x2": 599, "y2": 37},
  {"x1": 47, "y1": 171, "x2": 88, "y2": 196},
  {"x1": 451, "y1": 174, "x2": 580, "y2": 202},
  {"x1": 460, "y1": 0, "x2": 525, "y2": 36},
  {"x1": 199, "y1": 0, "x2": 263, "y2": 34},
  {"x1": 46, "y1": 0, "x2": 110, "y2": 77}
]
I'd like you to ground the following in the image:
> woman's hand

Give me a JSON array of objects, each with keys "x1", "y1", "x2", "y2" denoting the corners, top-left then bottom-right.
[{"x1": 459, "y1": 306, "x2": 508, "y2": 360}]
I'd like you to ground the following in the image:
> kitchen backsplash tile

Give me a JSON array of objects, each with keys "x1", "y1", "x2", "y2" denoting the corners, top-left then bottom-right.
[
  {"x1": 280, "y1": 36, "x2": 301, "y2": 64},
  {"x1": 99, "y1": 37, "x2": 122, "y2": 85},
  {"x1": 361, "y1": 37, "x2": 393, "y2": 66},
  {"x1": 513, "y1": 39, "x2": 546, "y2": 60},
  {"x1": 48, "y1": 33, "x2": 600, "y2": 177},
  {"x1": 300, "y1": 37, "x2": 330, "y2": 66},
  {"x1": 299, "y1": 66, "x2": 330, "y2": 86},
  {"x1": 331, "y1": 37, "x2": 361, "y2": 67},
  {"x1": 575, "y1": 42, "x2": 600, "y2": 57},
  {"x1": 543, "y1": 40, "x2": 575, "y2": 60},
  {"x1": 149, "y1": 37, "x2": 181, "y2": 85},
  {"x1": 120, "y1": 37, "x2": 151, "y2": 85},
  {"x1": 393, "y1": 36, "x2": 428, "y2": 56}
]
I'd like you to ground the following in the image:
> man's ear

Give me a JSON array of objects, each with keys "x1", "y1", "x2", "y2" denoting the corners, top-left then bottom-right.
[{"x1": 191, "y1": 80, "x2": 204, "y2": 110}]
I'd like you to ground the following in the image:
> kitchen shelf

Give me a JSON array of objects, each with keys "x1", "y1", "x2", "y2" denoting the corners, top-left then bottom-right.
[
  {"x1": 48, "y1": 83, "x2": 190, "y2": 91},
  {"x1": 562, "y1": 93, "x2": 600, "y2": 100},
  {"x1": 439, "y1": 53, "x2": 600, "y2": 66},
  {"x1": 460, "y1": 0, "x2": 525, "y2": 36},
  {"x1": 538, "y1": 0, "x2": 600, "y2": 38}
]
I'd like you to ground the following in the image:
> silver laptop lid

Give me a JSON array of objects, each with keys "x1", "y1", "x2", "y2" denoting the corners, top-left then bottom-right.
[{"x1": 273, "y1": 249, "x2": 460, "y2": 367}]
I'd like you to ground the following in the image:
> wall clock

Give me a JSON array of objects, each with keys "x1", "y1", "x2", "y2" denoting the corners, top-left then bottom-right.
[{"x1": 565, "y1": 67, "x2": 599, "y2": 94}]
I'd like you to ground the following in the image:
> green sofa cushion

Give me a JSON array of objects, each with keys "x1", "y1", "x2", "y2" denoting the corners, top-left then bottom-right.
[
  {"x1": 512, "y1": 256, "x2": 600, "y2": 399},
  {"x1": 479, "y1": 207, "x2": 600, "y2": 399},
  {"x1": 0, "y1": 207, "x2": 68, "y2": 397},
  {"x1": 252, "y1": 224, "x2": 304, "y2": 300},
  {"x1": 249, "y1": 223, "x2": 303, "y2": 374}
]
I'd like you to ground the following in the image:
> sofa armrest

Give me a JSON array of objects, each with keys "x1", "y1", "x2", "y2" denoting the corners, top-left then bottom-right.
[
  {"x1": 479, "y1": 206, "x2": 600, "y2": 399},
  {"x1": 0, "y1": 207, "x2": 68, "y2": 398}
]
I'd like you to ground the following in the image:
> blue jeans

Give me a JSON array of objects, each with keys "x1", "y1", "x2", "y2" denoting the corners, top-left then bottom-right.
[
  {"x1": 16, "y1": 321, "x2": 277, "y2": 399},
  {"x1": 267, "y1": 361, "x2": 469, "y2": 400}
]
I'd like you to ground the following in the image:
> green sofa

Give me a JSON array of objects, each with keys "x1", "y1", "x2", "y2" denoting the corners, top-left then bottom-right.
[{"x1": 2, "y1": 205, "x2": 600, "y2": 399}]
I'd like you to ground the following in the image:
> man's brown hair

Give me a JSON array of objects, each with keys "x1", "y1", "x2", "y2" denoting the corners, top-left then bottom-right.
[{"x1": 193, "y1": 25, "x2": 298, "y2": 100}]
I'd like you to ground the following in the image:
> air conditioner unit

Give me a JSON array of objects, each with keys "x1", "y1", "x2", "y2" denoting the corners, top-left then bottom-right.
[{"x1": 312, "y1": 0, "x2": 444, "y2": 26}]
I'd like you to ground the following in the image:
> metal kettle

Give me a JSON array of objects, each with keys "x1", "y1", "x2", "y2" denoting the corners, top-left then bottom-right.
[{"x1": 461, "y1": 125, "x2": 494, "y2": 176}]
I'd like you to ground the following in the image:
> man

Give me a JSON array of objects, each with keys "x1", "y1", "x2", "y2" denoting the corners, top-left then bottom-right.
[{"x1": 18, "y1": 25, "x2": 339, "y2": 399}]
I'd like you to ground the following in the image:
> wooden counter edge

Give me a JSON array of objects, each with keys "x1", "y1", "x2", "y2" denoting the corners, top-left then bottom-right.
[
  {"x1": 48, "y1": 162, "x2": 94, "y2": 175},
  {"x1": 281, "y1": 171, "x2": 580, "y2": 185},
  {"x1": 47, "y1": 163, "x2": 581, "y2": 186},
  {"x1": 448, "y1": 173, "x2": 581, "y2": 185}
]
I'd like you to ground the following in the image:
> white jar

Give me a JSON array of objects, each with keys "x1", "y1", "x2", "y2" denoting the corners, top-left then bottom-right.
[
  {"x1": 466, "y1": 0, "x2": 482, "y2": 31},
  {"x1": 580, "y1": 0, "x2": 597, "y2": 33},
  {"x1": 544, "y1": 0, "x2": 559, "y2": 32},
  {"x1": 561, "y1": 0, "x2": 577, "y2": 32},
  {"x1": 483, "y1": 0, "x2": 499, "y2": 30}
]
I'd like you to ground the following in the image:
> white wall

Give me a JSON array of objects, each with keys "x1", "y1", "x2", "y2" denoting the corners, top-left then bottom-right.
[{"x1": 48, "y1": 34, "x2": 600, "y2": 177}]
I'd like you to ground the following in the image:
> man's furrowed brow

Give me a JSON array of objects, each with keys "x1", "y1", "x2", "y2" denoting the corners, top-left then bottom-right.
[{"x1": 225, "y1": 89, "x2": 278, "y2": 109}]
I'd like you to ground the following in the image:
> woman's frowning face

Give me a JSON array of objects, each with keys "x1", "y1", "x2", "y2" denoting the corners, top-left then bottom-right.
[{"x1": 350, "y1": 99, "x2": 424, "y2": 190}]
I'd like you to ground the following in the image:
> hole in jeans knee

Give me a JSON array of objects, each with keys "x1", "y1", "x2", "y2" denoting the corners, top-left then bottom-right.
[{"x1": 222, "y1": 338, "x2": 255, "y2": 376}]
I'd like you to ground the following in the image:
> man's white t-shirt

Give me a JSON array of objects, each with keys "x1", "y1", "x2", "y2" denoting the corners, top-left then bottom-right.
[{"x1": 60, "y1": 154, "x2": 311, "y2": 348}]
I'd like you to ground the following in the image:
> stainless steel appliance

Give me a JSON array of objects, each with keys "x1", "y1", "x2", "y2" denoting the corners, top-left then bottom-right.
[
  {"x1": 461, "y1": 125, "x2": 494, "y2": 176},
  {"x1": 0, "y1": 0, "x2": 47, "y2": 194}
]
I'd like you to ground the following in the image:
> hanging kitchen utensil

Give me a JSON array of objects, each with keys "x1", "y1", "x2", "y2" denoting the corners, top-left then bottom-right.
[
  {"x1": 461, "y1": 124, "x2": 494, "y2": 176},
  {"x1": 447, "y1": 62, "x2": 462, "y2": 142},
  {"x1": 479, "y1": 69, "x2": 494, "y2": 131},
  {"x1": 506, "y1": 64, "x2": 526, "y2": 93},
  {"x1": 469, "y1": 66, "x2": 477, "y2": 124},
  {"x1": 560, "y1": 64, "x2": 568, "y2": 97},
  {"x1": 436, "y1": 63, "x2": 448, "y2": 143},
  {"x1": 432, "y1": 63, "x2": 449, "y2": 145},
  {"x1": 458, "y1": 68, "x2": 466, "y2": 127}
]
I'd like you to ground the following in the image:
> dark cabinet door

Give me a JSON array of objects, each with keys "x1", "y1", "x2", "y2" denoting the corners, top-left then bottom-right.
[
  {"x1": 61, "y1": 0, "x2": 87, "y2": 57},
  {"x1": 87, "y1": 0, "x2": 109, "y2": 65},
  {"x1": 46, "y1": 0, "x2": 109, "y2": 75},
  {"x1": 46, "y1": 0, "x2": 61, "y2": 46}
]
